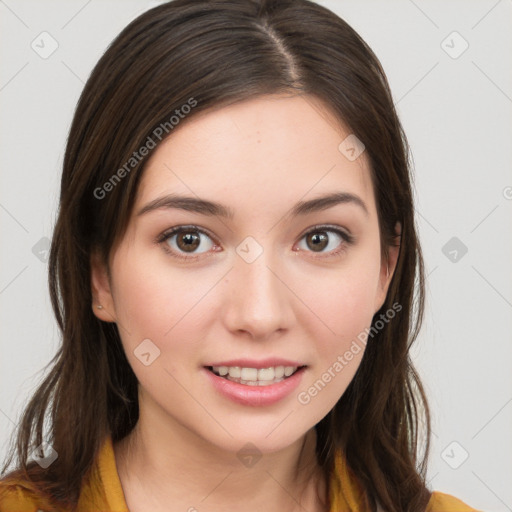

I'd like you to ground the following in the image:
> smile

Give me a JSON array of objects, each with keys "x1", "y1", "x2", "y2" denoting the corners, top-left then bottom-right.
[
  {"x1": 203, "y1": 365, "x2": 307, "y2": 406},
  {"x1": 207, "y1": 365, "x2": 304, "y2": 386}
]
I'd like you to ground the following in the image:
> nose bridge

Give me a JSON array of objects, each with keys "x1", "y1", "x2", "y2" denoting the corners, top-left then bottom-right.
[{"x1": 223, "y1": 239, "x2": 293, "y2": 337}]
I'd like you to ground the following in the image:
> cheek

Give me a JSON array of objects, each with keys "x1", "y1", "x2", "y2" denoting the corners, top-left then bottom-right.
[
  {"x1": 294, "y1": 249, "x2": 381, "y2": 340},
  {"x1": 292, "y1": 250, "x2": 381, "y2": 408},
  {"x1": 296, "y1": 269, "x2": 377, "y2": 377},
  {"x1": 109, "y1": 254, "x2": 218, "y2": 404},
  {"x1": 312, "y1": 276, "x2": 377, "y2": 330},
  {"x1": 110, "y1": 248, "x2": 220, "y2": 357}
]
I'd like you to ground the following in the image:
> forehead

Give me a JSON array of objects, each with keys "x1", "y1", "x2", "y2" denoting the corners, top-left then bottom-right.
[{"x1": 136, "y1": 94, "x2": 375, "y2": 218}]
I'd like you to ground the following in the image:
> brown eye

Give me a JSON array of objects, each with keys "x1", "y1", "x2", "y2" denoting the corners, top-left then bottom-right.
[
  {"x1": 160, "y1": 227, "x2": 215, "y2": 258},
  {"x1": 176, "y1": 230, "x2": 201, "y2": 252},
  {"x1": 297, "y1": 227, "x2": 350, "y2": 256},
  {"x1": 305, "y1": 231, "x2": 329, "y2": 252}
]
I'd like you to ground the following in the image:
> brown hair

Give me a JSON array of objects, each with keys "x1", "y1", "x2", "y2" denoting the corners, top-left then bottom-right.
[{"x1": 1, "y1": 0, "x2": 431, "y2": 510}]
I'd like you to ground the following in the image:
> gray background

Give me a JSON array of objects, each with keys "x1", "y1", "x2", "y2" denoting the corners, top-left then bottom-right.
[{"x1": 1, "y1": 0, "x2": 511, "y2": 510}]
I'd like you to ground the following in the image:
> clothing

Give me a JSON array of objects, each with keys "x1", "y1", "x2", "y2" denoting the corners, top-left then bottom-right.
[{"x1": 0, "y1": 436, "x2": 480, "y2": 511}]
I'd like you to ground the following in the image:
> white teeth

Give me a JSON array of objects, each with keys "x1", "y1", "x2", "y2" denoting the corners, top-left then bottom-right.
[
  {"x1": 284, "y1": 366, "x2": 295, "y2": 377},
  {"x1": 225, "y1": 375, "x2": 285, "y2": 386},
  {"x1": 274, "y1": 366, "x2": 285, "y2": 379},
  {"x1": 240, "y1": 367, "x2": 258, "y2": 381},
  {"x1": 211, "y1": 365, "x2": 300, "y2": 383},
  {"x1": 228, "y1": 367, "x2": 241, "y2": 378},
  {"x1": 257, "y1": 368, "x2": 275, "y2": 381}
]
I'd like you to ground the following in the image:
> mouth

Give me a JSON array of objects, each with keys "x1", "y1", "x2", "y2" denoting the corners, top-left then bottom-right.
[{"x1": 205, "y1": 365, "x2": 307, "y2": 387}]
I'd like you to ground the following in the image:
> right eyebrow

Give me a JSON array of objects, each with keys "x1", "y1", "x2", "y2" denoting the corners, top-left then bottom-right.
[{"x1": 137, "y1": 194, "x2": 235, "y2": 218}]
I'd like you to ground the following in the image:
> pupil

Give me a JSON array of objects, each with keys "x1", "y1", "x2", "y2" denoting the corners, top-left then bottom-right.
[
  {"x1": 307, "y1": 232, "x2": 328, "y2": 252},
  {"x1": 178, "y1": 231, "x2": 200, "y2": 252}
]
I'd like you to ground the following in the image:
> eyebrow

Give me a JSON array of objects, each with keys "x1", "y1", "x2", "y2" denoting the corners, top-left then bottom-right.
[{"x1": 137, "y1": 191, "x2": 368, "y2": 218}]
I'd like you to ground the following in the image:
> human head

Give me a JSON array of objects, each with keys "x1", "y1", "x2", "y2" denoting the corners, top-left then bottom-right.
[
  {"x1": 91, "y1": 90, "x2": 397, "y2": 451},
  {"x1": 8, "y1": 1, "x2": 430, "y2": 509}
]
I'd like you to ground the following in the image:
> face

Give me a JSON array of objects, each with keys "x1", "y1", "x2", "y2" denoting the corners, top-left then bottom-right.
[{"x1": 91, "y1": 94, "x2": 398, "y2": 455}]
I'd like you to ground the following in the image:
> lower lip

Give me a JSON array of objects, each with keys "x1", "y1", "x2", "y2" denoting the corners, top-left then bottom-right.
[{"x1": 203, "y1": 366, "x2": 306, "y2": 407}]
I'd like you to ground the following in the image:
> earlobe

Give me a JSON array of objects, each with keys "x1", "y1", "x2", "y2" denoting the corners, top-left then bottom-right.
[
  {"x1": 374, "y1": 222, "x2": 401, "y2": 313},
  {"x1": 90, "y1": 249, "x2": 117, "y2": 323}
]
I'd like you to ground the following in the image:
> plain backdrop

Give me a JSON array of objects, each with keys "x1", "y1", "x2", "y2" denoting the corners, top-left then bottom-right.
[{"x1": 1, "y1": 1, "x2": 511, "y2": 510}]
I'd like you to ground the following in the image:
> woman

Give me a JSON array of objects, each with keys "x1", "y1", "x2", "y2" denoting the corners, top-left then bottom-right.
[{"x1": 0, "y1": 0, "x2": 479, "y2": 510}]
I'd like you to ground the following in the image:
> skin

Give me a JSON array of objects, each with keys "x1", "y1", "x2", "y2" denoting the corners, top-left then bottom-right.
[{"x1": 91, "y1": 93, "x2": 399, "y2": 512}]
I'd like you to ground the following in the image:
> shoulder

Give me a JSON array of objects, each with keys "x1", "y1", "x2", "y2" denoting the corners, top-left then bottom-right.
[
  {"x1": 427, "y1": 490, "x2": 482, "y2": 512},
  {"x1": 0, "y1": 475, "x2": 57, "y2": 512},
  {"x1": 0, "y1": 436, "x2": 121, "y2": 512},
  {"x1": 0, "y1": 480, "x2": 43, "y2": 511}
]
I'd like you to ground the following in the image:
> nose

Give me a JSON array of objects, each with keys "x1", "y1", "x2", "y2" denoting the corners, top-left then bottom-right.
[{"x1": 221, "y1": 249, "x2": 295, "y2": 340}]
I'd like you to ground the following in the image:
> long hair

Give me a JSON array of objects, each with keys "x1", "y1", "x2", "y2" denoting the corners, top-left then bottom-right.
[{"x1": 1, "y1": 1, "x2": 431, "y2": 510}]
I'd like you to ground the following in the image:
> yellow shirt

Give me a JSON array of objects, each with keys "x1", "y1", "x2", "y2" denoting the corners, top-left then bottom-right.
[{"x1": 0, "y1": 436, "x2": 480, "y2": 511}]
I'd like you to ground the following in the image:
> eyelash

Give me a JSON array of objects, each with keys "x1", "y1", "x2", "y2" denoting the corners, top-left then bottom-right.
[{"x1": 155, "y1": 224, "x2": 354, "y2": 261}]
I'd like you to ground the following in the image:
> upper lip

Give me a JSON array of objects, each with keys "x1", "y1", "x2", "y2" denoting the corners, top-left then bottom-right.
[{"x1": 204, "y1": 358, "x2": 306, "y2": 369}]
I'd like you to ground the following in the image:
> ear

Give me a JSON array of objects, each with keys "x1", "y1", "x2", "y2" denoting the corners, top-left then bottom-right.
[
  {"x1": 90, "y1": 248, "x2": 117, "y2": 323},
  {"x1": 374, "y1": 222, "x2": 401, "y2": 313}
]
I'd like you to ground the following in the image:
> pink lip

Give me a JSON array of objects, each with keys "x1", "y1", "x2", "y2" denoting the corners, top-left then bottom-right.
[
  {"x1": 203, "y1": 358, "x2": 304, "y2": 369},
  {"x1": 203, "y1": 366, "x2": 306, "y2": 407}
]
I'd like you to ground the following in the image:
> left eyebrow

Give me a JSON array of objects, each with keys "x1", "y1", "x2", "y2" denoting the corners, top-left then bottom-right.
[
  {"x1": 136, "y1": 191, "x2": 368, "y2": 218},
  {"x1": 290, "y1": 192, "x2": 369, "y2": 217}
]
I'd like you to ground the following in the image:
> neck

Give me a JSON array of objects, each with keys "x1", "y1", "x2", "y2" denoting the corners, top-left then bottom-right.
[{"x1": 114, "y1": 408, "x2": 327, "y2": 512}]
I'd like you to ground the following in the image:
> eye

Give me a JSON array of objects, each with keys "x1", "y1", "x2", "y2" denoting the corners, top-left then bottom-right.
[
  {"x1": 156, "y1": 225, "x2": 217, "y2": 260},
  {"x1": 156, "y1": 224, "x2": 353, "y2": 261},
  {"x1": 296, "y1": 225, "x2": 353, "y2": 256}
]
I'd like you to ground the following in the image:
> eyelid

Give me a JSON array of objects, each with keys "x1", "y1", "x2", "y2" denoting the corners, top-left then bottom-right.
[
  {"x1": 299, "y1": 223, "x2": 354, "y2": 244},
  {"x1": 156, "y1": 225, "x2": 217, "y2": 243}
]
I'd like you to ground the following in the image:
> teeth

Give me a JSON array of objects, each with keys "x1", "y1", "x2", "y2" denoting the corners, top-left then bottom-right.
[
  {"x1": 240, "y1": 367, "x2": 258, "y2": 381},
  {"x1": 284, "y1": 366, "x2": 295, "y2": 377},
  {"x1": 225, "y1": 375, "x2": 285, "y2": 386},
  {"x1": 257, "y1": 367, "x2": 275, "y2": 381},
  {"x1": 228, "y1": 367, "x2": 241, "y2": 378},
  {"x1": 211, "y1": 365, "x2": 300, "y2": 382}
]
